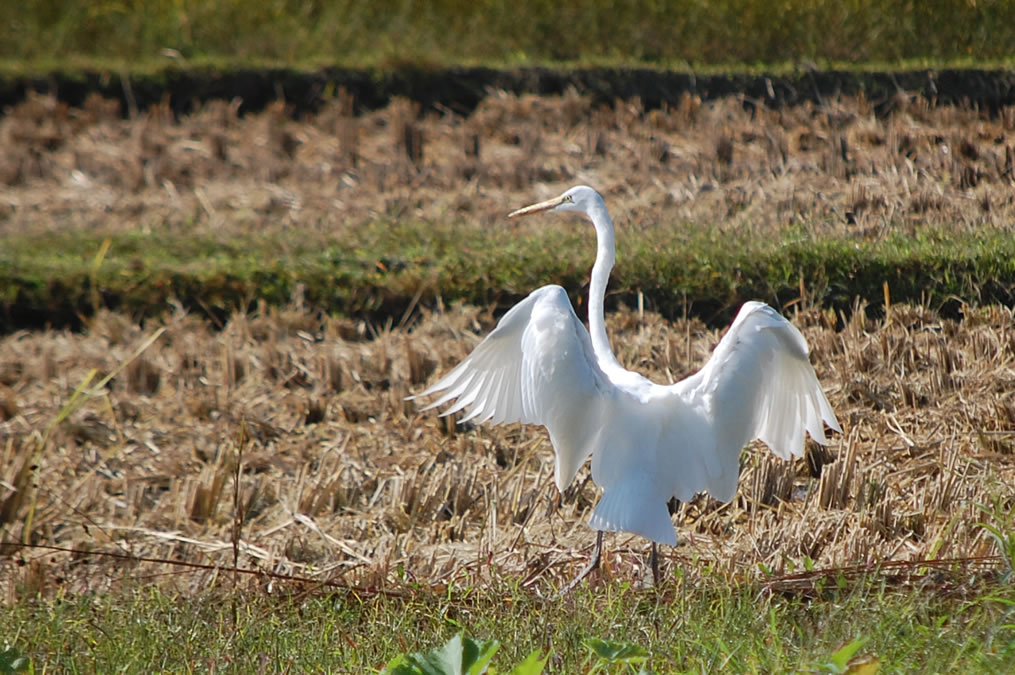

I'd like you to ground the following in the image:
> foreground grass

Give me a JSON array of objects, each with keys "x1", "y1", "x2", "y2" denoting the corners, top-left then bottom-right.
[
  {"x1": 2, "y1": 1, "x2": 1015, "y2": 72},
  {"x1": 3, "y1": 571, "x2": 1014, "y2": 672},
  {"x1": 2, "y1": 221, "x2": 1014, "y2": 332}
]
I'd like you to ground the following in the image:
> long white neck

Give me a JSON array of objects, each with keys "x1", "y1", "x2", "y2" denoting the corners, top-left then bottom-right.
[{"x1": 586, "y1": 200, "x2": 623, "y2": 372}]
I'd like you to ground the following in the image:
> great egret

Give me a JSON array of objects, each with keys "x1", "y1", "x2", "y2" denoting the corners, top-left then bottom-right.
[{"x1": 412, "y1": 185, "x2": 840, "y2": 591}]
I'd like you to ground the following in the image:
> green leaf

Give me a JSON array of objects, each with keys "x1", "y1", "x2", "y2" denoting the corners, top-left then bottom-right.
[
  {"x1": 387, "y1": 633, "x2": 501, "y2": 675},
  {"x1": 830, "y1": 637, "x2": 868, "y2": 669},
  {"x1": 507, "y1": 650, "x2": 548, "y2": 675},
  {"x1": 0, "y1": 647, "x2": 31, "y2": 674},
  {"x1": 383, "y1": 655, "x2": 417, "y2": 675},
  {"x1": 815, "y1": 637, "x2": 870, "y2": 674},
  {"x1": 586, "y1": 638, "x2": 649, "y2": 664},
  {"x1": 414, "y1": 632, "x2": 465, "y2": 675},
  {"x1": 982, "y1": 594, "x2": 1015, "y2": 608},
  {"x1": 461, "y1": 635, "x2": 500, "y2": 675}
]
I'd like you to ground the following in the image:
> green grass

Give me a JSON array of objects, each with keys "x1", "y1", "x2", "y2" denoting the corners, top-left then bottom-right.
[
  {"x1": 2, "y1": 1, "x2": 1015, "y2": 73},
  {"x1": 2, "y1": 221, "x2": 1014, "y2": 331},
  {"x1": 3, "y1": 571, "x2": 1014, "y2": 672}
]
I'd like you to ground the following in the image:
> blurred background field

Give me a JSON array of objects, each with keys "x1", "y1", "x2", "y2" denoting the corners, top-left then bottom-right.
[
  {"x1": 4, "y1": 0, "x2": 1015, "y2": 69},
  {"x1": 2, "y1": 88, "x2": 1013, "y2": 331}
]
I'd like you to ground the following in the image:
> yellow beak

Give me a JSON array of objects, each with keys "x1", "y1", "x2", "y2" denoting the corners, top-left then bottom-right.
[{"x1": 508, "y1": 194, "x2": 567, "y2": 219}]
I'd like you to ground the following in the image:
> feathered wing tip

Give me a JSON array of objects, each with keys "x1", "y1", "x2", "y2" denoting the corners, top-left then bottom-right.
[
  {"x1": 405, "y1": 322, "x2": 530, "y2": 427},
  {"x1": 817, "y1": 385, "x2": 842, "y2": 435},
  {"x1": 588, "y1": 477, "x2": 677, "y2": 546},
  {"x1": 697, "y1": 301, "x2": 842, "y2": 502},
  {"x1": 757, "y1": 353, "x2": 841, "y2": 461}
]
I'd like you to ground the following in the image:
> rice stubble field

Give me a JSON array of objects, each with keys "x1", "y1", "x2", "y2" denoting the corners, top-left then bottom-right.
[{"x1": 1, "y1": 87, "x2": 1015, "y2": 670}]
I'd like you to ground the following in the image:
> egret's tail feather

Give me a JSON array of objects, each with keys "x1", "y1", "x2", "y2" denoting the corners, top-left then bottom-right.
[{"x1": 588, "y1": 479, "x2": 677, "y2": 547}]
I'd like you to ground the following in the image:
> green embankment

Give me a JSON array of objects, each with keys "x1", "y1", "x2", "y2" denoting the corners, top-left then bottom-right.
[{"x1": 3, "y1": 223, "x2": 1013, "y2": 332}]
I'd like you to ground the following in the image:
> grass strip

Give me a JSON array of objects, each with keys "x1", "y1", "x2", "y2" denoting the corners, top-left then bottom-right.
[
  {"x1": 2, "y1": 223, "x2": 1013, "y2": 332},
  {"x1": 2, "y1": 572, "x2": 1013, "y2": 671}
]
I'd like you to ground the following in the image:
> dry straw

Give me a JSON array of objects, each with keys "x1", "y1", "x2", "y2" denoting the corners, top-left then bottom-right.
[
  {"x1": 2, "y1": 88, "x2": 1014, "y2": 597},
  {"x1": 1, "y1": 297, "x2": 1012, "y2": 598}
]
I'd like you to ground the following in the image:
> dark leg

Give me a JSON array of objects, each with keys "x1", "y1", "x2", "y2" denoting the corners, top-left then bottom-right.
[
  {"x1": 654, "y1": 497, "x2": 681, "y2": 586},
  {"x1": 557, "y1": 530, "x2": 604, "y2": 597}
]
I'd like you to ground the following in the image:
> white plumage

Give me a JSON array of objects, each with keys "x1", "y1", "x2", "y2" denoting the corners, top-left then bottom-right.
[{"x1": 412, "y1": 185, "x2": 840, "y2": 571}]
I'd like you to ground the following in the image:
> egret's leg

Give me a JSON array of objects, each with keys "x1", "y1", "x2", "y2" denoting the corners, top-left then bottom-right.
[
  {"x1": 558, "y1": 530, "x2": 604, "y2": 596},
  {"x1": 651, "y1": 497, "x2": 681, "y2": 586}
]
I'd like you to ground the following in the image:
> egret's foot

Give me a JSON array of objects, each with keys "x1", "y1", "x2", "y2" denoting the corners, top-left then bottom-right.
[{"x1": 557, "y1": 530, "x2": 604, "y2": 597}]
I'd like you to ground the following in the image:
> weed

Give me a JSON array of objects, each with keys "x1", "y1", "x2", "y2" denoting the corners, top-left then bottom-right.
[
  {"x1": 0, "y1": 646, "x2": 31, "y2": 674},
  {"x1": 384, "y1": 632, "x2": 547, "y2": 675},
  {"x1": 976, "y1": 498, "x2": 1015, "y2": 582}
]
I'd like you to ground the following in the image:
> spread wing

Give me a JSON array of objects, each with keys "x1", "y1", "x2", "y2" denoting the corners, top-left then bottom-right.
[
  {"x1": 411, "y1": 285, "x2": 611, "y2": 492},
  {"x1": 677, "y1": 301, "x2": 841, "y2": 502}
]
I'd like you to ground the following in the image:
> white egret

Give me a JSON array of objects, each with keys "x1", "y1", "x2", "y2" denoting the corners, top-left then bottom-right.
[{"x1": 412, "y1": 185, "x2": 840, "y2": 592}]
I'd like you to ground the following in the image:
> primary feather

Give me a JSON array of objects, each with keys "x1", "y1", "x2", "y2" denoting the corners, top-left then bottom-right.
[{"x1": 413, "y1": 186, "x2": 840, "y2": 547}]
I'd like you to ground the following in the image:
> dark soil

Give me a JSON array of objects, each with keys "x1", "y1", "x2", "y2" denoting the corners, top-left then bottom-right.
[{"x1": 3, "y1": 66, "x2": 1015, "y2": 120}]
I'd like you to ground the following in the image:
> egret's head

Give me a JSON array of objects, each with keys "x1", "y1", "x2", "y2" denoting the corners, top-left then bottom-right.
[{"x1": 508, "y1": 185, "x2": 604, "y2": 220}]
